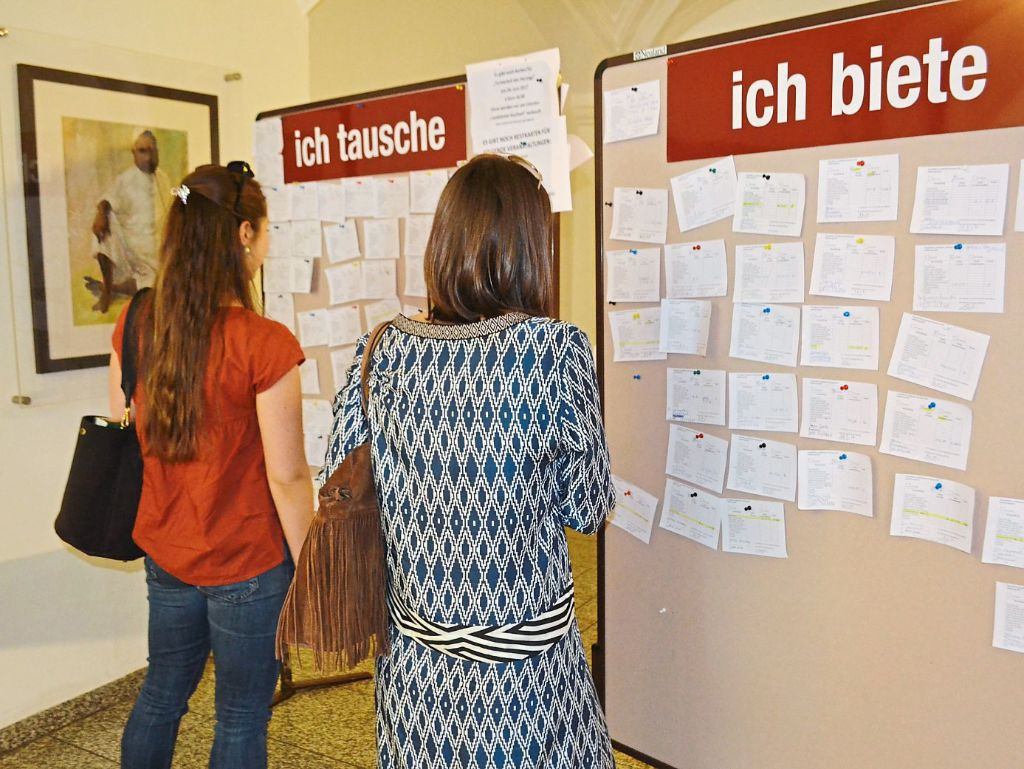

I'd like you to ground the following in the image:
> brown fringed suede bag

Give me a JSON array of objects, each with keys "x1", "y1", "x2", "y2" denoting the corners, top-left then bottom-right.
[{"x1": 276, "y1": 321, "x2": 391, "y2": 672}]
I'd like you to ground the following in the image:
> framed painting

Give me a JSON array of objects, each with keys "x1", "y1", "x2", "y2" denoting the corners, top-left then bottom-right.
[{"x1": 17, "y1": 64, "x2": 218, "y2": 372}]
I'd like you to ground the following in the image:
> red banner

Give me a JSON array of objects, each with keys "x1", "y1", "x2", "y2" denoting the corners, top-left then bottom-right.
[
  {"x1": 282, "y1": 85, "x2": 467, "y2": 182},
  {"x1": 667, "y1": 0, "x2": 1024, "y2": 162}
]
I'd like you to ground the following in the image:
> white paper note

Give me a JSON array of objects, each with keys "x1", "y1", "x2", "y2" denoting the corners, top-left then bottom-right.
[
  {"x1": 664, "y1": 239, "x2": 728, "y2": 298},
  {"x1": 666, "y1": 423, "x2": 728, "y2": 494},
  {"x1": 809, "y1": 233, "x2": 895, "y2": 301},
  {"x1": 733, "y1": 171, "x2": 806, "y2": 237},
  {"x1": 669, "y1": 157, "x2": 737, "y2": 232},
  {"x1": 409, "y1": 169, "x2": 449, "y2": 214},
  {"x1": 817, "y1": 153, "x2": 899, "y2": 222},
  {"x1": 263, "y1": 184, "x2": 291, "y2": 222},
  {"x1": 267, "y1": 222, "x2": 293, "y2": 258},
  {"x1": 374, "y1": 175, "x2": 410, "y2": 219},
  {"x1": 1016, "y1": 160, "x2": 1024, "y2": 232},
  {"x1": 728, "y1": 373, "x2": 798, "y2": 433},
  {"x1": 299, "y1": 359, "x2": 321, "y2": 395},
  {"x1": 328, "y1": 305, "x2": 362, "y2": 348},
  {"x1": 993, "y1": 583, "x2": 1024, "y2": 653},
  {"x1": 403, "y1": 256, "x2": 428, "y2": 298},
  {"x1": 302, "y1": 399, "x2": 333, "y2": 436},
  {"x1": 263, "y1": 257, "x2": 313, "y2": 294},
  {"x1": 799, "y1": 378, "x2": 877, "y2": 446},
  {"x1": 343, "y1": 176, "x2": 377, "y2": 218},
  {"x1": 722, "y1": 499, "x2": 787, "y2": 558},
  {"x1": 606, "y1": 248, "x2": 661, "y2": 303},
  {"x1": 880, "y1": 391, "x2": 972, "y2": 471},
  {"x1": 364, "y1": 297, "x2": 401, "y2": 330},
  {"x1": 330, "y1": 346, "x2": 356, "y2": 392},
  {"x1": 666, "y1": 368, "x2": 726, "y2": 425},
  {"x1": 658, "y1": 299, "x2": 711, "y2": 356},
  {"x1": 316, "y1": 181, "x2": 346, "y2": 223},
  {"x1": 297, "y1": 309, "x2": 330, "y2": 348},
  {"x1": 289, "y1": 183, "x2": 319, "y2": 221},
  {"x1": 910, "y1": 164, "x2": 1009, "y2": 235},
  {"x1": 887, "y1": 313, "x2": 989, "y2": 401},
  {"x1": 603, "y1": 80, "x2": 661, "y2": 144},
  {"x1": 913, "y1": 243, "x2": 1006, "y2": 313},
  {"x1": 610, "y1": 187, "x2": 669, "y2": 244},
  {"x1": 291, "y1": 220, "x2": 322, "y2": 258},
  {"x1": 363, "y1": 218, "x2": 400, "y2": 259},
  {"x1": 609, "y1": 307, "x2": 665, "y2": 362},
  {"x1": 798, "y1": 450, "x2": 873, "y2": 517},
  {"x1": 733, "y1": 242, "x2": 804, "y2": 304},
  {"x1": 609, "y1": 475, "x2": 658, "y2": 544},
  {"x1": 891, "y1": 473, "x2": 975, "y2": 553},
  {"x1": 660, "y1": 479, "x2": 722, "y2": 550},
  {"x1": 800, "y1": 305, "x2": 879, "y2": 370},
  {"x1": 983, "y1": 498, "x2": 1024, "y2": 569},
  {"x1": 726, "y1": 434, "x2": 797, "y2": 502},
  {"x1": 263, "y1": 292, "x2": 295, "y2": 334},
  {"x1": 362, "y1": 260, "x2": 397, "y2": 299},
  {"x1": 304, "y1": 431, "x2": 328, "y2": 468},
  {"x1": 729, "y1": 304, "x2": 800, "y2": 367},
  {"x1": 325, "y1": 262, "x2": 363, "y2": 306},
  {"x1": 403, "y1": 215, "x2": 433, "y2": 258},
  {"x1": 324, "y1": 221, "x2": 361, "y2": 263}
]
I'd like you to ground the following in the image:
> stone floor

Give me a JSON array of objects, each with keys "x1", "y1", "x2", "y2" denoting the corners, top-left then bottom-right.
[{"x1": 0, "y1": 530, "x2": 653, "y2": 768}]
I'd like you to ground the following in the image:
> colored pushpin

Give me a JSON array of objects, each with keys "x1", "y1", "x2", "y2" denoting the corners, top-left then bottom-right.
[
  {"x1": 690, "y1": 492, "x2": 698, "y2": 498},
  {"x1": 692, "y1": 244, "x2": 702, "y2": 251},
  {"x1": 928, "y1": 402, "x2": 937, "y2": 409},
  {"x1": 758, "y1": 442, "x2": 767, "y2": 449},
  {"x1": 935, "y1": 482, "x2": 943, "y2": 490},
  {"x1": 840, "y1": 384, "x2": 849, "y2": 391},
  {"x1": 762, "y1": 374, "x2": 770, "y2": 380},
  {"x1": 839, "y1": 453, "x2": 848, "y2": 460},
  {"x1": 693, "y1": 369, "x2": 701, "y2": 375},
  {"x1": 709, "y1": 168, "x2": 717, "y2": 174},
  {"x1": 604, "y1": 201, "x2": 614, "y2": 207},
  {"x1": 762, "y1": 173, "x2": 771, "y2": 180},
  {"x1": 608, "y1": 301, "x2": 617, "y2": 306},
  {"x1": 624, "y1": 489, "x2": 632, "y2": 497},
  {"x1": 744, "y1": 505, "x2": 752, "y2": 511},
  {"x1": 632, "y1": 312, "x2": 641, "y2": 320},
  {"x1": 764, "y1": 244, "x2": 773, "y2": 250},
  {"x1": 954, "y1": 243, "x2": 963, "y2": 250},
  {"x1": 630, "y1": 86, "x2": 638, "y2": 92},
  {"x1": 855, "y1": 237, "x2": 864, "y2": 244},
  {"x1": 629, "y1": 249, "x2": 638, "y2": 254},
  {"x1": 762, "y1": 307, "x2": 772, "y2": 314},
  {"x1": 695, "y1": 433, "x2": 704, "y2": 439},
  {"x1": 635, "y1": 189, "x2": 644, "y2": 195},
  {"x1": 632, "y1": 374, "x2": 642, "y2": 380},
  {"x1": 843, "y1": 311, "x2": 851, "y2": 317},
  {"x1": 856, "y1": 160, "x2": 865, "y2": 167}
]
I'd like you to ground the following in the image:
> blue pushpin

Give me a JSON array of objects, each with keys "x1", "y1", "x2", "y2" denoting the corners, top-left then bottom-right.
[
  {"x1": 935, "y1": 482, "x2": 943, "y2": 490},
  {"x1": 693, "y1": 369, "x2": 701, "y2": 375},
  {"x1": 629, "y1": 249, "x2": 638, "y2": 254},
  {"x1": 928, "y1": 402, "x2": 936, "y2": 409},
  {"x1": 762, "y1": 307, "x2": 771, "y2": 314},
  {"x1": 839, "y1": 453, "x2": 847, "y2": 460},
  {"x1": 762, "y1": 374, "x2": 770, "y2": 380},
  {"x1": 632, "y1": 374, "x2": 642, "y2": 380},
  {"x1": 843, "y1": 311, "x2": 851, "y2": 317},
  {"x1": 954, "y1": 243, "x2": 963, "y2": 250}
]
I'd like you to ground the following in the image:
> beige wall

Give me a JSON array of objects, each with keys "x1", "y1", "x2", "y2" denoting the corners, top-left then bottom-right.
[
  {"x1": 309, "y1": 0, "x2": 873, "y2": 340},
  {"x1": 0, "y1": 0, "x2": 309, "y2": 728}
]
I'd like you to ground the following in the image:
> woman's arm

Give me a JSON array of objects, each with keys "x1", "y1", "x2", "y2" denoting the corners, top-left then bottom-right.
[{"x1": 256, "y1": 366, "x2": 314, "y2": 560}]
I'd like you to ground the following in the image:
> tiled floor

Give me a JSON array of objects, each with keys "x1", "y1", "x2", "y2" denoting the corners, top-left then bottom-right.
[{"x1": 0, "y1": 530, "x2": 653, "y2": 768}]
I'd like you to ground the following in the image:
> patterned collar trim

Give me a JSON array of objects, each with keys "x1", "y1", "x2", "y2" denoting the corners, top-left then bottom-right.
[{"x1": 392, "y1": 312, "x2": 532, "y2": 340}]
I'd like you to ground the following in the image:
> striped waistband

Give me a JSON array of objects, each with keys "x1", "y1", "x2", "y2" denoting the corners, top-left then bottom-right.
[{"x1": 387, "y1": 581, "x2": 576, "y2": 663}]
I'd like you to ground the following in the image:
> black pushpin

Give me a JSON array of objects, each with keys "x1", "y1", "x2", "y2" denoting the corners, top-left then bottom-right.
[
  {"x1": 762, "y1": 173, "x2": 771, "y2": 180},
  {"x1": 758, "y1": 442, "x2": 767, "y2": 449},
  {"x1": 744, "y1": 505, "x2": 752, "y2": 511},
  {"x1": 690, "y1": 492, "x2": 698, "y2": 498}
]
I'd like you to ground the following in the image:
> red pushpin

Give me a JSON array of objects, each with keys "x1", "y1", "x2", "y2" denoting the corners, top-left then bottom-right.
[
  {"x1": 695, "y1": 433, "x2": 704, "y2": 439},
  {"x1": 624, "y1": 490, "x2": 632, "y2": 497},
  {"x1": 856, "y1": 160, "x2": 865, "y2": 166},
  {"x1": 840, "y1": 384, "x2": 849, "y2": 391},
  {"x1": 692, "y1": 244, "x2": 702, "y2": 251}
]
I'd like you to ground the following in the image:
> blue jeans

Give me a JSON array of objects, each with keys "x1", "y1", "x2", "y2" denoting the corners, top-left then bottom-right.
[{"x1": 120, "y1": 556, "x2": 293, "y2": 769}]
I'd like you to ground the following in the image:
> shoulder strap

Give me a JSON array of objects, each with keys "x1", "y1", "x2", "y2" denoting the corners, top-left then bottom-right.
[
  {"x1": 120, "y1": 288, "x2": 151, "y2": 412},
  {"x1": 360, "y1": 321, "x2": 391, "y2": 414}
]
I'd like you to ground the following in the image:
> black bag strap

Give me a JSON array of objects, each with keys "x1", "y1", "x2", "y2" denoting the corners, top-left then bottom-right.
[
  {"x1": 119, "y1": 288, "x2": 151, "y2": 422},
  {"x1": 360, "y1": 321, "x2": 391, "y2": 415}
]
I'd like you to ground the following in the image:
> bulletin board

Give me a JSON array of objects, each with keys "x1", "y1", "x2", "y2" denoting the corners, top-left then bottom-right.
[
  {"x1": 594, "y1": 2, "x2": 1024, "y2": 768},
  {"x1": 256, "y1": 76, "x2": 559, "y2": 468}
]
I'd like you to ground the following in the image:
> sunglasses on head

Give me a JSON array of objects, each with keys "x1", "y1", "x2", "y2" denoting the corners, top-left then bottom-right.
[{"x1": 226, "y1": 160, "x2": 254, "y2": 217}]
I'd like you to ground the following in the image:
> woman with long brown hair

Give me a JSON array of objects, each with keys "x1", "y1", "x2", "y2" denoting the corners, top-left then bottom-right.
[
  {"x1": 110, "y1": 162, "x2": 312, "y2": 768},
  {"x1": 321, "y1": 154, "x2": 615, "y2": 767}
]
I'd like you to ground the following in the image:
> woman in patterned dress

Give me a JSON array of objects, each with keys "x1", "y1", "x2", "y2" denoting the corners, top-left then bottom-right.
[{"x1": 321, "y1": 154, "x2": 616, "y2": 768}]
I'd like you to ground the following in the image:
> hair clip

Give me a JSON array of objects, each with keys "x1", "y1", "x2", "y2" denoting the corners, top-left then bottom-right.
[{"x1": 172, "y1": 185, "x2": 190, "y2": 205}]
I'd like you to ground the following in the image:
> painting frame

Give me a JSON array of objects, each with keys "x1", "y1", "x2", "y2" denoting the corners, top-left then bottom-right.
[{"x1": 17, "y1": 64, "x2": 218, "y2": 373}]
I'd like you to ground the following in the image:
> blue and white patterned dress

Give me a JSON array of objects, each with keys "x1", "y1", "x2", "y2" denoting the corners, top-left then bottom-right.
[{"x1": 320, "y1": 312, "x2": 615, "y2": 769}]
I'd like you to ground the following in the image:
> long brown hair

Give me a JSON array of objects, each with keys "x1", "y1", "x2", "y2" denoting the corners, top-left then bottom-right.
[
  {"x1": 141, "y1": 164, "x2": 266, "y2": 462},
  {"x1": 424, "y1": 154, "x2": 553, "y2": 322}
]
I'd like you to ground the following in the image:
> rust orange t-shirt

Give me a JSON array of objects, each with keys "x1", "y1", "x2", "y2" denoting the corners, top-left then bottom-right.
[{"x1": 113, "y1": 305, "x2": 304, "y2": 586}]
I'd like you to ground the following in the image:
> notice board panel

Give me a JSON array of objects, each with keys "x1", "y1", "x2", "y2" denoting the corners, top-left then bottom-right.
[
  {"x1": 595, "y1": 2, "x2": 1024, "y2": 768},
  {"x1": 258, "y1": 77, "x2": 559, "y2": 470}
]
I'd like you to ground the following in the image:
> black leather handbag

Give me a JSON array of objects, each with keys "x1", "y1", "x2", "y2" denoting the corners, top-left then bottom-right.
[{"x1": 54, "y1": 289, "x2": 150, "y2": 561}]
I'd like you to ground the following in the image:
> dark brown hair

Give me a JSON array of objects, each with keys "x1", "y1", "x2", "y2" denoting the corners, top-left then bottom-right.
[
  {"x1": 141, "y1": 164, "x2": 266, "y2": 462},
  {"x1": 423, "y1": 154, "x2": 553, "y2": 322}
]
